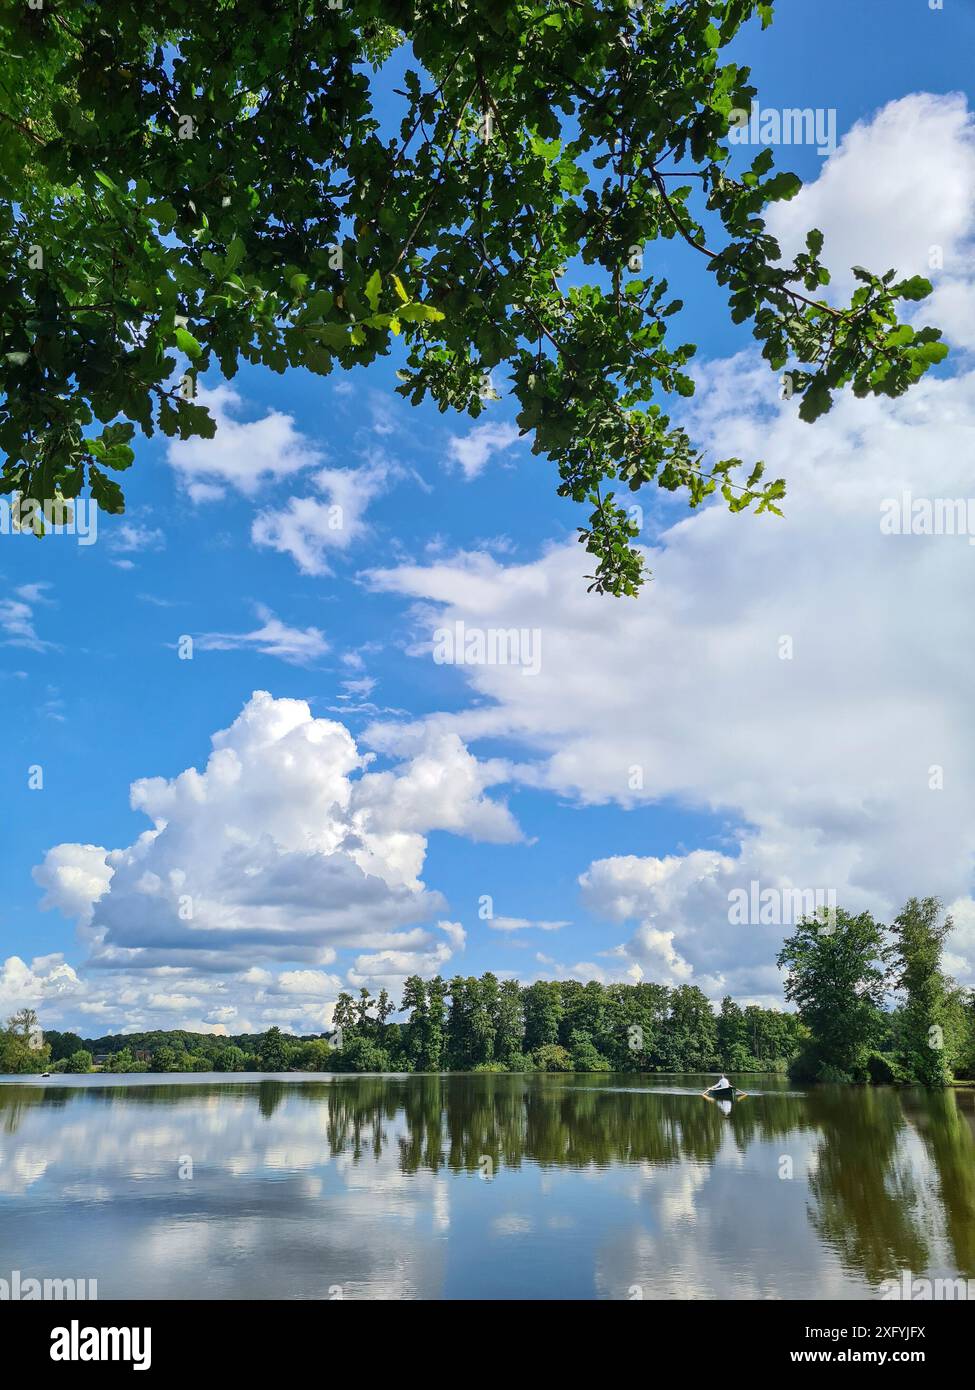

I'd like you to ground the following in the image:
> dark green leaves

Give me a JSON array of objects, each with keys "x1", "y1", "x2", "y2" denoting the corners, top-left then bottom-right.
[{"x1": 0, "y1": 0, "x2": 945, "y2": 595}]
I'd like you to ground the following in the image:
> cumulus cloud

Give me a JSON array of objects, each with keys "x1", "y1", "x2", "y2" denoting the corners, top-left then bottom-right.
[
  {"x1": 766, "y1": 93, "x2": 975, "y2": 301},
  {"x1": 0, "y1": 954, "x2": 84, "y2": 1016},
  {"x1": 29, "y1": 694, "x2": 514, "y2": 1030},
  {"x1": 33, "y1": 843, "x2": 114, "y2": 931}
]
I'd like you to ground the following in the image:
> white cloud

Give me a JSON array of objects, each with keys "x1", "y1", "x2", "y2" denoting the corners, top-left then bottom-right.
[
  {"x1": 31, "y1": 694, "x2": 513, "y2": 1027},
  {"x1": 0, "y1": 589, "x2": 53, "y2": 651},
  {"x1": 487, "y1": 916, "x2": 569, "y2": 932},
  {"x1": 33, "y1": 843, "x2": 114, "y2": 931},
  {"x1": 251, "y1": 463, "x2": 387, "y2": 575},
  {"x1": 766, "y1": 93, "x2": 975, "y2": 300},
  {"x1": 166, "y1": 384, "x2": 322, "y2": 500},
  {"x1": 109, "y1": 521, "x2": 166, "y2": 554},
  {"x1": 195, "y1": 605, "x2": 328, "y2": 665},
  {"x1": 0, "y1": 954, "x2": 84, "y2": 1016},
  {"x1": 447, "y1": 421, "x2": 521, "y2": 481}
]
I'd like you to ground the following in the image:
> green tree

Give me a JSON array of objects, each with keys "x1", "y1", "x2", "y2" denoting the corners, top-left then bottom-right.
[
  {"x1": 778, "y1": 910, "x2": 891, "y2": 1083},
  {"x1": 401, "y1": 975, "x2": 429, "y2": 1069},
  {"x1": 493, "y1": 979, "x2": 525, "y2": 1066},
  {"x1": 375, "y1": 988, "x2": 394, "y2": 1043},
  {"x1": 0, "y1": 1028, "x2": 49, "y2": 1073},
  {"x1": 151, "y1": 1045, "x2": 181, "y2": 1072},
  {"x1": 523, "y1": 981, "x2": 564, "y2": 1053},
  {"x1": 45, "y1": 1030, "x2": 84, "y2": 1062},
  {"x1": 717, "y1": 995, "x2": 749, "y2": 1070},
  {"x1": 214, "y1": 1044, "x2": 246, "y2": 1072},
  {"x1": 296, "y1": 1039, "x2": 333, "y2": 1072},
  {"x1": 891, "y1": 897, "x2": 956, "y2": 1087},
  {"x1": 661, "y1": 985, "x2": 718, "y2": 1071},
  {"x1": 0, "y1": 2, "x2": 944, "y2": 594},
  {"x1": 65, "y1": 1049, "x2": 93, "y2": 1073},
  {"x1": 257, "y1": 1026, "x2": 289, "y2": 1072},
  {"x1": 425, "y1": 976, "x2": 448, "y2": 1072},
  {"x1": 533, "y1": 1043, "x2": 573, "y2": 1073},
  {"x1": 331, "y1": 1035, "x2": 391, "y2": 1073},
  {"x1": 6, "y1": 1008, "x2": 39, "y2": 1038},
  {"x1": 104, "y1": 1047, "x2": 135, "y2": 1072},
  {"x1": 569, "y1": 1030, "x2": 611, "y2": 1072}
]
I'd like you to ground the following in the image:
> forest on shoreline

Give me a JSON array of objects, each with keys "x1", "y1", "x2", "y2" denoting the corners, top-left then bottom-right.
[{"x1": 4, "y1": 900, "x2": 974, "y2": 1086}]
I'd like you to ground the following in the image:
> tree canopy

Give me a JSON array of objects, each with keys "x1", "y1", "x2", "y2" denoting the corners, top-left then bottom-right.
[{"x1": 0, "y1": 0, "x2": 946, "y2": 592}]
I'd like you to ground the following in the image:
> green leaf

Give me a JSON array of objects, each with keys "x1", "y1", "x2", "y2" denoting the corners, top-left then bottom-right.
[
  {"x1": 88, "y1": 465, "x2": 125, "y2": 513},
  {"x1": 798, "y1": 378, "x2": 833, "y2": 423},
  {"x1": 174, "y1": 327, "x2": 203, "y2": 359},
  {"x1": 365, "y1": 269, "x2": 382, "y2": 312},
  {"x1": 397, "y1": 302, "x2": 445, "y2": 323},
  {"x1": 893, "y1": 275, "x2": 933, "y2": 302}
]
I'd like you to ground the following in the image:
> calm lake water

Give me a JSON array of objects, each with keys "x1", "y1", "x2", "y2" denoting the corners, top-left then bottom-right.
[{"x1": 1, "y1": 1072, "x2": 973, "y2": 1300}]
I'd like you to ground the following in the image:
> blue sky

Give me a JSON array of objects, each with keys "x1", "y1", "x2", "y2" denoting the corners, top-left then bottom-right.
[{"x1": 4, "y1": 0, "x2": 975, "y2": 1036}]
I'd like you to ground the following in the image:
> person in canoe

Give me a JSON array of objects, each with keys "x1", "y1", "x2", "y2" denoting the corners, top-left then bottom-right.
[{"x1": 702, "y1": 1075, "x2": 747, "y2": 1108}]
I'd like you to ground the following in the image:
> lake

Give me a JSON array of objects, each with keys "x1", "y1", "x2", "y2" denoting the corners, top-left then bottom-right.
[{"x1": 1, "y1": 1072, "x2": 973, "y2": 1300}]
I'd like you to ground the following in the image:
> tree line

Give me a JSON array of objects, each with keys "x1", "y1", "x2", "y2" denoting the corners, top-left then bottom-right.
[{"x1": 3, "y1": 898, "x2": 973, "y2": 1086}]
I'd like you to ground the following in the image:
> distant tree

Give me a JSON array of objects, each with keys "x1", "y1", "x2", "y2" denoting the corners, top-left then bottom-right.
[
  {"x1": 332, "y1": 993, "x2": 358, "y2": 1038},
  {"x1": 401, "y1": 975, "x2": 428, "y2": 1069},
  {"x1": 661, "y1": 986, "x2": 718, "y2": 1071},
  {"x1": 355, "y1": 988, "x2": 374, "y2": 1033},
  {"x1": 778, "y1": 909, "x2": 891, "y2": 1083},
  {"x1": 65, "y1": 1049, "x2": 93, "y2": 1073},
  {"x1": 533, "y1": 1044, "x2": 573, "y2": 1073},
  {"x1": 257, "y1": 1026, "x2": 289, "y2": 1072},
  {"x1": 296, "y1": 1039, "x2": 333, "y2": 1072},
  {"x1": 891, "y1": 897, "x2": 957, "y2": 1087},
  {"x1": 7, "y1": 1008, "x2": 39, "y2": 1038},
  {"x1": 151, "y1": 1045, "x2": 181, "y2": 1072},
  {"x1": 523, "y1": 982, "x2": 563, "y2": 1053},
  {"x1": 426, "y1": 977, "x2": 448, "y2": 1070},
  {"x1": 45, "y1": 1030, "x2": 85, "y2": 1062},
  {"x1": 375, "y1": 989, "x2": 394, "y2": 1043},
  {"x1": 214, "y1": 1045, "x2": 246, "y2": 1073},
  {"x1": 104, "y1": 1047, "x2": 135, "y2": 1072},
  {"x1": 717, "y1": 996, "x2": 749, "y2": 1069},
  {"x1": 331, "y1": 1036, "x2": 391, "y2": 1074},
  {"x1": 493, "y1": 979, "x2": 525, "y2": 1066},
  {"x1": 569, "y1": 1031, "x2": 611, "y2": 1072}
]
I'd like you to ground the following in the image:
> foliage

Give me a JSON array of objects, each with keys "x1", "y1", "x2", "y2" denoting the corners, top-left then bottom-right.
[
  {"x1": 0, "y1": 1028, "x2": 50, "y2": 1073},
  {"x1": 22, "y1": 902, "x2": 969, "y2": 1084},
  {"x1": 257, "y1": 1025, "x2": 289, "y2": 1072},
  {"x1": 44, "y1": 1029, "x2": 85, "y2": 1062},
  {"x1": 214, "y1": 1044, "x2": 247, "y2": 1072},
  {"x1": 533, "y1": 1043, "x2": 574, "y2": 1073},
  {"x1": 890, "y1": 897, "x2": 957, "y2": 1087},
  {"x1": 778, "y1": 909, "x2": 891, "y2": 1083},
  {"x1": 0, "y1": 1, "x2": 945, "y2": 593}
]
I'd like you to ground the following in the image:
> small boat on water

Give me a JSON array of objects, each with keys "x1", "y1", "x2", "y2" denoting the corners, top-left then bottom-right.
[{"x1": 704, "y1": 1083, "x2": 737, "y2": 1101}]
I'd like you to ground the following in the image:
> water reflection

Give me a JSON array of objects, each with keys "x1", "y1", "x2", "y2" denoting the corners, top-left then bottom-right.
[{"x1": 0, "y1": 1074, "x2": 972, "y2": 1299}]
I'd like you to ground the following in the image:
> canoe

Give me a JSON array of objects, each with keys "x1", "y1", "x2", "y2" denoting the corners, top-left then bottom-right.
[{"x1": 705, "y1": 1085, "x2": 736, "y2": 1101}]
